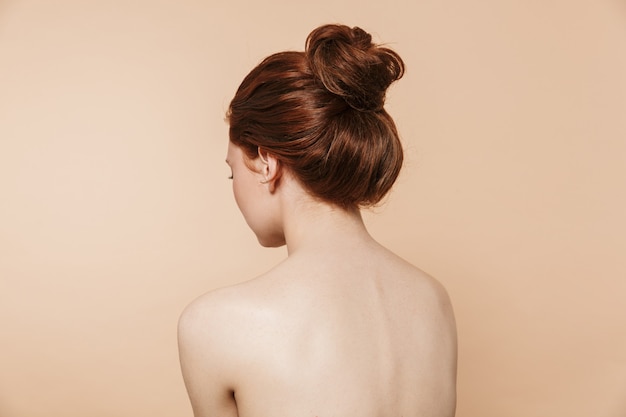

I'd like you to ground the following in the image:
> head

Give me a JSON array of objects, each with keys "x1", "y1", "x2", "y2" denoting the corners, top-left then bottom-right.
[{"x1": 226, "y1": 24, "x2": 405, "y2": 243}]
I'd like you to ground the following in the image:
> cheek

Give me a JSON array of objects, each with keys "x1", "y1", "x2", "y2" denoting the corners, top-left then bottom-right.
[
  {"x1": 231, "y1": 178, "x2": 284, "y2": 247},
  {"x1": 232, "y1": 175, "x2": 258, "y2": 224},
  {"x1": 232, "y1": 179, "x2": 248, "y2": 214}
]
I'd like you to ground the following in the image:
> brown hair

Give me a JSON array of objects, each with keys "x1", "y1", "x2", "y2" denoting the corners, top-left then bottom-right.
[{"x1": 227, "y1": 24, "x2": 405, "y2": 208}]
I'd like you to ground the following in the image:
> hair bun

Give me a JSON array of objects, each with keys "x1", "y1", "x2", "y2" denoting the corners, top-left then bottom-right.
[{"x1": 305, "y1": 24, "x2": 404, "y2": 112}]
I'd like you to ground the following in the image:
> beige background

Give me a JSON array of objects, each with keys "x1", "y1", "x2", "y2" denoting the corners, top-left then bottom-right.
[{"x1": 1, "y1": 0, "x2": 625, "y2": 416}]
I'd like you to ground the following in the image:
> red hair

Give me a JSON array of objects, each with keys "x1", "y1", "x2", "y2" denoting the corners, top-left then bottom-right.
[{"x1": 227, "y1": 24, "x2": 405, "y2": 208}]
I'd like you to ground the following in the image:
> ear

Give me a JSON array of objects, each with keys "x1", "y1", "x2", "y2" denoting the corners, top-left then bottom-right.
[{"x1": 257, "y1": 147, "x2": 282, "y2": 192}]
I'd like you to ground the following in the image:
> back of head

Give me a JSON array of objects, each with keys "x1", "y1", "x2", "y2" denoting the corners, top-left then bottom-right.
[{"x1": 227, "y1": 24, "x2": 405, "y2": 208}]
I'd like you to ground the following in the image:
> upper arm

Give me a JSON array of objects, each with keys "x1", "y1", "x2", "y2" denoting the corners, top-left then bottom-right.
[{"x1": 177, "y1": 297, "x2": 239, "y2": 417}]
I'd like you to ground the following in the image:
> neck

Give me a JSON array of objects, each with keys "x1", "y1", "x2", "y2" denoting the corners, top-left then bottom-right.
[{"x1": 280, "y1": 196, "x2": 374, "y2": 257}]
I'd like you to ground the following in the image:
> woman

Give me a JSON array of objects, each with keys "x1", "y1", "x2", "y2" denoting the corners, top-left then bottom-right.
[{"x1": 178, "y1": 24, "x2": 457, "y2": 417}]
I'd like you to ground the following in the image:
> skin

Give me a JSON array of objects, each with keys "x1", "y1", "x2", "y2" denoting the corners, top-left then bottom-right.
[{"x1": 178, "y1": 142, "x2": 457, "y2": 417}]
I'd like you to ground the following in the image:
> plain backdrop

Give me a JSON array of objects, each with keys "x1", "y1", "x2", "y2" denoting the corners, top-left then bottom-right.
[{"x1": 1, "y1": 1, "x2": 625, "y2": 416}]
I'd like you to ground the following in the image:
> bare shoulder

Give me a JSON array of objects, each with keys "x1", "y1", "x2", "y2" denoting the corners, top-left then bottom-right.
[
  {"x1": 414, "y1": 268, "x2": 457, "y2": 351},
  {"x1": 412, "y1": 264, "x2": 456, "y2": 324},
  {"x1": 179, "y1": 284, "x2": 246, "y2": 331},
  {"x1": 177, "y1": 283, "x2": 261, "y2": 417},
  {"x1": 178, "y1": 282, "x2": 263, "y2": 364},
  {"x1": 179, "y1": 286, "x2": 238, "y2": 348},
  {"x1": 383, "y1": 249, "x2": 457, "y2": 351},
  {"x1": 178, "y1": 264, "x2": 293, "y2": 349},
  {"x1": 383, "y1": 252, "x2": 457, "y2": 412},
  {"x1": 385, "y1": 248, "x2": 455, "y2": 314}
]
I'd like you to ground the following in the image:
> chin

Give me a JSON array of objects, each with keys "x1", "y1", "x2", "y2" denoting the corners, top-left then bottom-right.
[{"x1": 256, "y1": 233, "x2": 286, "y2": 248}]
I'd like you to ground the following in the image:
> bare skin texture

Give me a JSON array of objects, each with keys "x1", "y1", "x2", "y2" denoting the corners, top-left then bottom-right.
[{"x1": 178, "y1": 143, "x2": 457, "y2": 417}]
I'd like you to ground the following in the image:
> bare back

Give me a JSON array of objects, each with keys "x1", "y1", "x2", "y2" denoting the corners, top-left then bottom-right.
[
  {"x1": 196, "y1": 22, "x2": 457, "y2": 417},
  {"x1": 179, "y1": 241, "x2": 457, "y2": 417}
]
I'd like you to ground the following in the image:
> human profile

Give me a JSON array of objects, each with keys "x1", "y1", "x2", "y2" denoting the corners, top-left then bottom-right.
[{"x1": 178, "y1": 23, "x2": 457, "y2": 417}]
